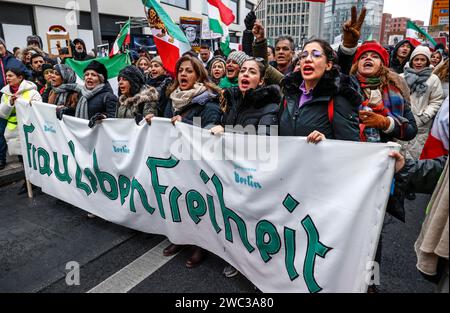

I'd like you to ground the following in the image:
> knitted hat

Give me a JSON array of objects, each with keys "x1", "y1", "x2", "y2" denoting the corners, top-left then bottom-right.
[
  {"x1": 118, "y1": 65, "x2": 146, "y2": 96},
  {"x1": 151, "y1": 56, "x2": 163, "y2": 67},
  {"x1": 409, "y1": 45, "x2": 432, "y2": 64},
  {"x1": 227, "y1": 51, "x2": 250, "y2": 67},
  {"x1": 210, "y1": 56, "x2": 226, "y2": 67},
  {"x1": 353, "y1": 41, "x2": 390, "y2": 67},
  {"x1": 42, "y1": 63, "x2": 53, "y2": 75},
  {"x1": 84, "y1": 60, "x2": 108, "y2": 80},
  {"x1": 208, "y1": 56, "x2": 226, "y2": 72}
]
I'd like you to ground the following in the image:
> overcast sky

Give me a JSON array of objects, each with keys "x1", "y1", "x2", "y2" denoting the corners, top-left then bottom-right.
[{"x1": 383, "y1": 0, "x2": 434, "y2": 24}]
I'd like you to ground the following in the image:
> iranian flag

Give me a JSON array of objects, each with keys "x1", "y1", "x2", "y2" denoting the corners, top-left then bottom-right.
[
  {"x1": 207, "y1": 0, "x2": 235, "y2": 56},
  {"x1": 65, "y1": 53, "x2": 132, "y2": 96},
  {"x1": 109, "y1": 18, "x2": 131, "y2": 57},
  {"x1": 406, "y1": 20, "x2": 437, "y2": 49},
  {"x1": 142, "y1": 0, "x2": 191, "y2": 75}
]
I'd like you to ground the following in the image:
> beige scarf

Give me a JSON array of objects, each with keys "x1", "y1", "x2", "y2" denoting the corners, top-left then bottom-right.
[{"x1": 170, "y1": 82, "x2": 207, "y2": 112}]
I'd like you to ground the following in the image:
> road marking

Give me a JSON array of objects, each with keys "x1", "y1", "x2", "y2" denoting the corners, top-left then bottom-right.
[{"x1": 88, "y1": 239, "x2": 181, "y2": 293}]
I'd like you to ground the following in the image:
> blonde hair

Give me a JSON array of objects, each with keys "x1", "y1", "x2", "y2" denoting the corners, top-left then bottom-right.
[{"x1": 433, "y1": 59, "x2": 449, "y2": 82}]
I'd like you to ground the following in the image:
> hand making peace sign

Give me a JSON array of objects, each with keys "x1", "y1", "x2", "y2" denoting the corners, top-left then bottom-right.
[{"x1": 342, "y1": 6, "x2": 367, "y2": 48}]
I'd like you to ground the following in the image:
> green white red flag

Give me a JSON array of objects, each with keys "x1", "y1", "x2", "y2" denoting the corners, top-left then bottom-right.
[
  {"x1": 206, "y1": 0, "x2": 235, "y2": 56},
  {"x1": 142, "y1": 0, "x2": 191, "y2": 75},
  {"x1": 66, "y1": 53, "x2": 131, "y2": 96},
  {"x1": 109, "y1": 18, "x2": 131, "y2": 57},
  {"x1": 406, "y1": 20, "x2": 437, "y2": 49}
]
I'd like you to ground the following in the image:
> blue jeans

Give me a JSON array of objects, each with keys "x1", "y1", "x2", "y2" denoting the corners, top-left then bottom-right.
[{"x1": 0, "y1": 118, "x2": 7, "y2": 163}]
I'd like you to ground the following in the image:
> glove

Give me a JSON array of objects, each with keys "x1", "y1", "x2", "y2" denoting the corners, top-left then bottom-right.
[
  {"x1": 88, "y1": 113, "x2": 107, "y2": 128},
  {"x1": 56, "y1": 107, "x2": 68, "y2": 120},
  {"x1": 244, "y1": 11, "x2": 256, "y2": 31},
  {"x1": 342, "y1": 6, "x2": 366, "y2": 48},
  {"x1": 359, "y1": 111, "x2": 391, "y2": 130},
  {"x1": 134, "y1": 113, "x2": 143, "y2": 125}
]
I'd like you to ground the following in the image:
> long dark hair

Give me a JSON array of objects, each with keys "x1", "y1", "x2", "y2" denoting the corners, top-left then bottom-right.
[{"x1": 166, "y1": 55, "x2": 221, "y2": 97}]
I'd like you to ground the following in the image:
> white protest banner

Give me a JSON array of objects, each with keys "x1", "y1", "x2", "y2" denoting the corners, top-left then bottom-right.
[{"x1": 16, "y1": 101, "x2": 398, "y2": 293}]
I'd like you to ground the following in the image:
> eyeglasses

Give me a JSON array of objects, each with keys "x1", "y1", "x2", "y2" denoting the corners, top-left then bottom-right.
[{"x1": 299, "y1": 49, "x2": 324, "y2": 60}]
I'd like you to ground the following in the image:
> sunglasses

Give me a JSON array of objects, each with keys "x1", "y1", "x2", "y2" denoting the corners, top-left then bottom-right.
[{"x1": 299, "y1": 49, "x2": 324, "y2": 60}]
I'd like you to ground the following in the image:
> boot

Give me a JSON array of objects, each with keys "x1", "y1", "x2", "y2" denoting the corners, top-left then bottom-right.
[
  {"x1": 163, "y1": 243, "x2": 184, "y2": 257},
  {"x1": 185, "y1": 246, "x2": 207, "y2": 268}
]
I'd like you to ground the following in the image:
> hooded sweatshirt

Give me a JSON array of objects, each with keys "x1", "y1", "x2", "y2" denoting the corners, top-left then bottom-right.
[
  {"x1": 390, "y1": 39, "x2": 416, "y2": 74},
  {"x1": 72, "y1": 38, "x2": 94, "y2": 61}
]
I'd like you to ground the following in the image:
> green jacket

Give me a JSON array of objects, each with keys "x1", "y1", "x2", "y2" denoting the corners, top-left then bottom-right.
[{"x1": 218, "y1": 76, "x2": 238, "y2": 89}]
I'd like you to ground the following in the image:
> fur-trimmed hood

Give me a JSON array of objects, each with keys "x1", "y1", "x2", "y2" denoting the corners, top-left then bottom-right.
[{"x1": 119, "y1": 86, "x2": 159, "y2": 108}]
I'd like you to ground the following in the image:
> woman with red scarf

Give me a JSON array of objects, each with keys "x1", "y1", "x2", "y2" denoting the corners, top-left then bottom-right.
[{"x1": 350, "y1": 41, "x2": 418, "y2": 143}]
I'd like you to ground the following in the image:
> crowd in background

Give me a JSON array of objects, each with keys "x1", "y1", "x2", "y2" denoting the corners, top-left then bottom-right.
[{"x1": 0, "y1": 7, "x2": 448, "y2": 293}]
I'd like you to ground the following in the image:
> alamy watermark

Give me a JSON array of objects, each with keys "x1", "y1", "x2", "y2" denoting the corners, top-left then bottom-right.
[
  {"x1": 65, "y1": 261, "x2": 80, "y2": 286},
  {"x1": 167, "y1": 117, "x2": 280, "y2": 171}
]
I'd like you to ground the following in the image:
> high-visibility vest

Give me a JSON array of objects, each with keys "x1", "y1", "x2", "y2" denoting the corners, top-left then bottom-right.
[{"x1": 3, "y1": 90, "x2": 31, "y2": 131}]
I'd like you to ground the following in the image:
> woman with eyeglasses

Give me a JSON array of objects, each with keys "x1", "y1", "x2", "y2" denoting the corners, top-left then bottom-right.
[{"x1": 279, "y1": 39, "x2": 361, "y2": 142}]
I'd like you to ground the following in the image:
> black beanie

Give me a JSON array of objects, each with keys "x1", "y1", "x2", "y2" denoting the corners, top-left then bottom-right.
[
  {"x1": 118, "y1": 65, "x2": 146, "y2": 96},
  {"x1": 84, "y1": 60, "x2": 108, "y2": 80}
]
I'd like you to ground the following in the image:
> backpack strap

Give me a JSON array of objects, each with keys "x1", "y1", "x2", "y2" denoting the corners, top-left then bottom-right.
[{"x1": 327, "y1": 97, "x2": 334, "y2": 123}]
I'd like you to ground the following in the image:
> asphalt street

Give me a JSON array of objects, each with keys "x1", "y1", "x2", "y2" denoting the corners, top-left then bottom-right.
[{"x1": 0, "y1": 181, "x2": 436, "y2": 293}]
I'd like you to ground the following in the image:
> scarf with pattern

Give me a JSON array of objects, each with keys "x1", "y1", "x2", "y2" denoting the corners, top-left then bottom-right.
[{"x1": 356, "y1": 73, "x2": 410, "y2": 136}]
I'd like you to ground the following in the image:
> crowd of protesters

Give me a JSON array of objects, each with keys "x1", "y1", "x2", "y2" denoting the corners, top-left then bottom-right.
[{"x1": 0, "y1": 6, "x2": 448, "y2": 293}]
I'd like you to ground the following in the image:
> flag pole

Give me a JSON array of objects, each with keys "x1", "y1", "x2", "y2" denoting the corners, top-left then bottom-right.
[{"x1": 254, "y1": 0, "x2": 263, "y2": 12}]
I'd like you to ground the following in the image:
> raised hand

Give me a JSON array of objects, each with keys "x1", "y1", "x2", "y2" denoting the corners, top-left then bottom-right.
[
  {"x1": 342, "y1": 6, "x2": 367, "y2": 48},
  {"x1": 252, "y1": 20, "x2": 265, "y2": 42},
  {"x1": 244, "y1": 11, "x2": 257, "y2": 31}
]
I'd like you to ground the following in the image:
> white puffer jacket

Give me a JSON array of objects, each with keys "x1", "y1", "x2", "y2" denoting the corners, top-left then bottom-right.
[{"x1": 0, "y1": 80, "x2": 42, "y2": 155}]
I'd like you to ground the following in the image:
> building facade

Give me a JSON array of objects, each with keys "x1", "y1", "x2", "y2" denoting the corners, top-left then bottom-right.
[
  {"x1": 379, "y1": 13, "x2": 391, "y2": 44},
  {"x1": 0, "y1": 0, "x2": 257, "y2": 53},
  {"x1": 430, "y1": 0, "x2": 449, "y2": 26},
  {"x1": 384, "y1": 16, "x2": 424, "y2": 46},
  {"x1": 322, "y1": 0, "x2": 384, "y2": 44},
  {"x1": 255, "y1": 0, "x2": 323, "y2": 49}
]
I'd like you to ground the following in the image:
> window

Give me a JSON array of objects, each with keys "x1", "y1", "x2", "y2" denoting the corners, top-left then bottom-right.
[
  {"x1": 243, "y1": 1, "x2": 254, "y2": 19},
  {"x1": 161, "y1": 0, "x2": 188, "y2": 10},
  {"x1": 229, "y1": 0, "x2": 239, "y2": 24},
  {"x1": 202, "y1": 0, "x2": 208, "y2": 15}
]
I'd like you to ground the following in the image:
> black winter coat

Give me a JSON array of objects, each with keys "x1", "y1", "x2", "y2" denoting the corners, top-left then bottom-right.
[
  {"x1": 164, "y1": 90, "x2": 222, "y2": 129},
  {"x1": 387, "y1": 155, "x2": 448, "y2": 222},
  {"x1": 279, "y1": 70, "x2": 361, "y2": 141},
  {"x1": 68, "y1": 83, "x2": 117, "y2": 119},
  {"x1": 222, "y1": 85, "x2": 280, "y2": 135},
  {"x1": 87, "y1": 83, "x2": 118, "y2": 118},
  {"x1": 147, "y1": 75, "x2": 173, "y2": 116}
]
